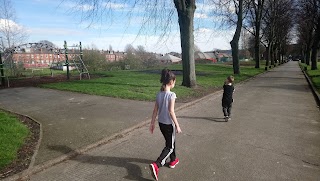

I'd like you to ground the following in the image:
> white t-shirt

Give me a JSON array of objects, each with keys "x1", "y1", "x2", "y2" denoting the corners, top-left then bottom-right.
[{"x1": 156, "y1": 91, "x2": 177, "y2": 125}]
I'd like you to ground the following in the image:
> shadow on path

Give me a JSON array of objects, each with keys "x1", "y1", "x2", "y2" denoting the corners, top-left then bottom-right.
[
  {"x1": 178, "y1": 116, "x2": 227, "y2": 122},
  {"x1": 48, "y1": 145, "x2": 153, "y2": 181}
]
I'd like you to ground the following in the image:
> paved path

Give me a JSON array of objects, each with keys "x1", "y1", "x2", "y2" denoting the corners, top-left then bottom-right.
[
  {"x1": 2, "y1": 61, "x2": 320, "y2": 180},
  {"x1": 0, "y1": 88, "x2": 155, "y2": 165}
]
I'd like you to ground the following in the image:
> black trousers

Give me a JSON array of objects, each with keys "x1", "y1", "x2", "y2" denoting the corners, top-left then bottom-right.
[
  {"x1": 155, "y1": 123, "x2": 176, "y2": 167},
  {"x1": 222, "y1": 102, "x2": 232, "y2": 117}
]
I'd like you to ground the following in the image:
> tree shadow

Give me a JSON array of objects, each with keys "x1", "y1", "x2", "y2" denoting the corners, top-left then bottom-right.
[
  {"x1": 177, "y1": 116, "x2": 227, "y2": 122},
  {"x1": 47, "y1": 145, "x2": 153, "y2": 181}
]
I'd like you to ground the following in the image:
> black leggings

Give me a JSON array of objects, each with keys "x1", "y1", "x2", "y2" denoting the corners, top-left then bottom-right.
[
  {"x1": 222, "y1": 102, "x2": 232, "y2": 117},
  {"x1": 155, "y1": 123, "x2": 176, "y2": 167}
]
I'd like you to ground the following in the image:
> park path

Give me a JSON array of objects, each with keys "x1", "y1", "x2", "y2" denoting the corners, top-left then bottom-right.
[{"x1": 3, "y1": 61, "x2": 320, "y2": 181}]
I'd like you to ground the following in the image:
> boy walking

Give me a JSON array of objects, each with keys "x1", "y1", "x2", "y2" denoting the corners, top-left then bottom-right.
[{"x1": 222, "y1": 75, "x2": 235, "y2": 122}]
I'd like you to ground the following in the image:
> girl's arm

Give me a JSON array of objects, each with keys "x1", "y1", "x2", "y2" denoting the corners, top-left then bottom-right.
[
  {"x1": 149, "y1": 102, "x2": 158, "y2": 134},
  {"x1": 169, "y1": 98, "x2": 182, "y2": 133}
]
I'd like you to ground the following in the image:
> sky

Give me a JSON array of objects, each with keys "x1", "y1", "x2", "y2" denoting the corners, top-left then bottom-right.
[{"x1": 8, "y1": 0, "x2": 234, "y2": 54}]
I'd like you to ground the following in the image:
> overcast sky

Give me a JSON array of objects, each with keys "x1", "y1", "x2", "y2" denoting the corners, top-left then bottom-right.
[{"x1": 11, "y1": 0, "x2": 233, "y2": 53}]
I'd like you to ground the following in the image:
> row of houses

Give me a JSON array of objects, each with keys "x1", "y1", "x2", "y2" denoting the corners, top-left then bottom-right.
[
  {"x1": 4, "y1": 47, "x2": 232, "y2": 69},
  {"x1": 5, "y1": 48, "x2": 127, "y2": 68}
]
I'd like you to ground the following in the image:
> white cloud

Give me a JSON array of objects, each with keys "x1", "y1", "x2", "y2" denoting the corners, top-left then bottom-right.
[
  {"x1": 0, "y1": 19, "x2": 24, "y2": 31},
  {"x1": 102, "y1": 2, "x2": 128, "y2": 10},
  {"x1": 194, "y1": 13, "x2": 208, "y2": 19}
]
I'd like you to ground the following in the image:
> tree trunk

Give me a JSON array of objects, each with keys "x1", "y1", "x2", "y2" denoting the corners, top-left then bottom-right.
[
  {"x1": 265, "y1": 44, "x2": 271, "y2": 70},
  {"x1": 311, "y1": 46, "x2": 318, "y2": 70},
  {"x1": 230, "y1": 40, "x2": 240, "y2": 74},
  {"x1": 254, "y1": 28, "x2": 260, "y2": 68},
  {"x1": 311, "y1": 17, "x2": 320, "y2": 70},
  {"x1": 253, "y1": 0, "x2": 264, "y2": 69},
  {"x1": 305, "y1": 48, "x2": 311, "y2": 65},
  {"x1": 174, "y1": 0, "x2": 196, "y2": 87},
  {"x1": 230, "y1": 0, "x2": 243, "y2": 75}
]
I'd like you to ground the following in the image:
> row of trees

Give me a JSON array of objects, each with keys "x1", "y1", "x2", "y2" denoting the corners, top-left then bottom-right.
[
  {"x1": 296, "y1": 0, "x2": 320, "y2": 70},
  {"x1": 82, "y1": 44, "x2": 160, "y2": 71},
  {"x1": 1, "y1": 0, "x2": 318, "y2": 88},
  {"x1": 70, "y1": 0, "x2": 318, "y2": 88}
]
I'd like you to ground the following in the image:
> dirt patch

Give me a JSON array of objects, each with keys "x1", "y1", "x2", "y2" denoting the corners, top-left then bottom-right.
[
  {"x1": 3, "y1": 74, "x2": 93, "y2": 88},
  {"x1": 0, "y1": 114, "x2": 40, "y2": 179}
]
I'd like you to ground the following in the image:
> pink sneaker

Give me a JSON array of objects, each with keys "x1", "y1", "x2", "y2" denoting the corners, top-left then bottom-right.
[
  {"x1": 149, "y1": 163, "x2": 159, "y2": 180},
  {"x1": 169, "y1": 158, "x2": 179, "y2": 168}
]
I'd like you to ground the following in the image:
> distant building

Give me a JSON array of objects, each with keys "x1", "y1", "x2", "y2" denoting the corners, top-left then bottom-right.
[
  {"x1": 204, "y1": 50, "x2": 232, "y2": 62},
  {"x1": 194, "y1": 51, "x2": 217, "y2": 63},
  {"x1": 99, "y1": 50, "x2": 126, "y2": 62},
  {"x1": 157, "y1": 54, "x2": 182, "y2": 63},
  {"x1": 8, "y1": 48, "x2": 126, "y2": 68}
]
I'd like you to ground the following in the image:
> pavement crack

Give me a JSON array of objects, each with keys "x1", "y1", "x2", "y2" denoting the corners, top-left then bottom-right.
[
  {"x1": 301, "y1": 159, "x2": 320, "y2": 167},
  {"x1": 243, "y1": 142, "x2": 320, "y2": 167}
]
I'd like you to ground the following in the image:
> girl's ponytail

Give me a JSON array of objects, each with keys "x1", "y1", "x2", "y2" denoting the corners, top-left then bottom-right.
[{"x1": 160, "y1": 68, "x2": 176, "y2": 91}]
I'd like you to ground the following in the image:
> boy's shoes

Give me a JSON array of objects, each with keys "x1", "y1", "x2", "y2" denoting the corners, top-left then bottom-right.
[
  {"x1": 149, "y1": 163, "x2": 159, "y2": 180},
  {"x1": 228, "y1": 117, "x2": 231, "y2": 121},
  {"x1": 169, "y1": 158, "x2": 179, "y2": 168},
  {"x1": 224, "y1": 116, "x2": 229, "y2": 122}
]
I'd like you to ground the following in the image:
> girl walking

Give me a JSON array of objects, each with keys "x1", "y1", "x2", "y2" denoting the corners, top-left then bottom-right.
[{"x1": 149, "y1": 68, "x2": 182, "y2": 181}]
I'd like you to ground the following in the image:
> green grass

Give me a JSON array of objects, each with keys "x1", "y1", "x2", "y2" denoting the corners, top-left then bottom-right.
[
  {"x1": 301, "y1": 62, "x2": 320, "y2": 93},
  {"x1": 0, "y1": 111, "x2": 29, "y2": 170},
  {"x1": 40, "y1": 63, "x2": 265, "y2": 102}
]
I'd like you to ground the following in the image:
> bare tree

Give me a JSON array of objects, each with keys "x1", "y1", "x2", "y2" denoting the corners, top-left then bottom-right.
[
  {"x1": 261, "y1": 0, "x2": 294, "y2": 69},
  {"x1": 0, "y1": 0, "x2": 28, "y2": 77},
  {"x1": 212, "y1": 0, "x2": 250, "y2": 74},
  {"x1": 38, "y1": 40, "x2": 57, "y2": 48},
  {"x1": 65, "y1": 0, "x2": 197, "y2": 87},
  {"x1": 83, "y1": 45, "x2": 106, "y2": 71},
  {"x1": 245, "y1": 0, "x2": 265, "y2": 68},
  {"x1": 174, "y1": 0, "x2": 196, "y2": 87},
  {"x1": 0, "y1": 0, "x2": 28, "y2": 48},
  {"x1": 229, "y1": 0, "x2": 244, "y2": 74},
  {"x1": 309, "y1": 0, "x2": 320, "y2": 70},
  {"x1": 296, "y1": 0, "x2": 320, "y2": 70},
  {"x1": 125, "y1": 44, "x2": 136, "y2": 55}
]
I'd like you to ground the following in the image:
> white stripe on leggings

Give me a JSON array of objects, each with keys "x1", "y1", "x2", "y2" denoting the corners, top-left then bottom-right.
[{"x1": 160, "y1": 124, "x2": 176, "y2": 166}]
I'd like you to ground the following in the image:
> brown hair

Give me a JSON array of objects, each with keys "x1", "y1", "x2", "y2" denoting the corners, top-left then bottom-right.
[
  {"x1": 227, "y1": 75, "x2": 234, "y2": 83},
  {"x1": 160, "y1": 68, "x2": 176, "y2": 91}
]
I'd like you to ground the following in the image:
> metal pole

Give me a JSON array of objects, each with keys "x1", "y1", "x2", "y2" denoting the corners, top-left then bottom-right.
[
  {"x1": 0, "y1": 52, "x2": 5, "y2": 87},
  {"x1": 64, "y1": 40, "x2": 70, "y2": 80},
  {"x1": 0, "y1": 36, "x2": 5, "y2": 87},
  {"x1": 79, "y1": 42, "x2": 84, "y2": 76}
]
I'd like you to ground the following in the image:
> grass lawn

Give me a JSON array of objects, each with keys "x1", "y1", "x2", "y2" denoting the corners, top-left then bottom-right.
[
  {"x1": 40, "y1": 63, "x2": 266, "y2": 102},
  {"x1": 0, "y1": 111, "x2": 29, "y2": 170}
]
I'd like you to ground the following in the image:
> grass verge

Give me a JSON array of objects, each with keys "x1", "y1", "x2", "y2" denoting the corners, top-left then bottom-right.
[
  {"x1": 300, "y1": 62, "x2": 320, "y2": 93},
  {"x1": 0, "y1": 111, "x2": 29, "y2": 170}
]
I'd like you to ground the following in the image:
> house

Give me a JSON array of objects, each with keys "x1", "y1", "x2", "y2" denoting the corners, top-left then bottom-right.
[
  {"x1": 204, "y1": 50, "x2": 232, "y2": 62},
  {"x1": 194, "y1": 51, "x2": 217, "y2": 63},
  {"x1": 100, "y1": 50, "x2": 126, "y2": 62},
  {"x1": 158, "y1": 54, "x2": 182, "y2": 63}
]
